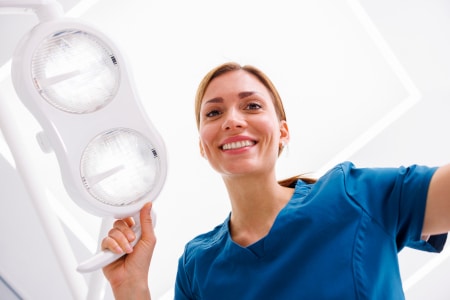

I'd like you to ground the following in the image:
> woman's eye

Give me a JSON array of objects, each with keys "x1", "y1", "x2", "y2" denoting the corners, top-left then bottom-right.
[
  {"x1": 206, "y1": 110, "x2": 221, "y2": 118},
  {"x1": 246, "y1": 103, "x2": 262, "y2": 110}
]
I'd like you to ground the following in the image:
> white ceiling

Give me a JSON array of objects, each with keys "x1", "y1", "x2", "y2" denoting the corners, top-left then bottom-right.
[{"x1": 1, "y1": 0, "x2": 450, "y2": 299}]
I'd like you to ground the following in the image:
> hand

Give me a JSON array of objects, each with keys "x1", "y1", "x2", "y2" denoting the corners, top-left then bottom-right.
[{"x1": 102, "y1": 202, "x2": 156, "y2": 300}]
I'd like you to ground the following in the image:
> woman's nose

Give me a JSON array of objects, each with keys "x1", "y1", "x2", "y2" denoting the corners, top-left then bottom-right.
[{"x1": 221, "y1": 110, "x2": 246, "y2": 130}]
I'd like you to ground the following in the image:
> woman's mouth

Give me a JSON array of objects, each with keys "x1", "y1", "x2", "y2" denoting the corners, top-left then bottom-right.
[{"x1": 221, "y1": 140, "x2": 256, "y2": 150}]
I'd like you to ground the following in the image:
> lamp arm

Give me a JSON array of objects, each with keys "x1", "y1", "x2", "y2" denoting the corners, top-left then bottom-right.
[
  {"x1": 0, "y1": 76, "x2": 87, "y2": 299},
  {"x1": 0, "y1": 0, "x2": 63, "y2": 21}
]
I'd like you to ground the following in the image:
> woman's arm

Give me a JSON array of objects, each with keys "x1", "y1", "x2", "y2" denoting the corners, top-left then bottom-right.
[
  {"x1": 102, "y1": 202, "x2": 156, "y2": 300},
  {"x1": 422, "y1": 164, "x2": 450, "y2": 236}
]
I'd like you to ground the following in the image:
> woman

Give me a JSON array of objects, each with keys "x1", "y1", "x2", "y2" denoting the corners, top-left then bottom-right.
[{"x1": 102, "y1": 62, "x2": 450, "y2": 299}]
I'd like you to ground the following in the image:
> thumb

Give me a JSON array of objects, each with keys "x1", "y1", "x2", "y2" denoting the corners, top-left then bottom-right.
[{"x1": 139, "y1": 202, "x2": 156, "y2": 246}]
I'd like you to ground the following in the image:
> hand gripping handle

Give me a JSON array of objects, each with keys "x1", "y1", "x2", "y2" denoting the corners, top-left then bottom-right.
[{"x1": 77, "y1": 210, "x2": 156, "y2": 273}]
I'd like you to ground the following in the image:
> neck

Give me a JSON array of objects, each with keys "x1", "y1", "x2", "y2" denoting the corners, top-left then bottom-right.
[{"x1": 222, "y1": 172, "x2": 294, "y2": 246}]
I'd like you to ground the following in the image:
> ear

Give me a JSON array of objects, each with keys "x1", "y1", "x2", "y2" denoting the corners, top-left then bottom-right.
[
  {"x1": 199, "y1": 139, "x2": 206, "y2": 158},
  {"x1": 279, "y1": 120, "x2": 290, "y2": 146}
]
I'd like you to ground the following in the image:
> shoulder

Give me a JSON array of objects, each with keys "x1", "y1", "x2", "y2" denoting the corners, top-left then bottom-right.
[
  {"x1": 319, "y1": 161, "x2": 436, "y2": 187},
  {"x1": 312, "y1": 161, "x2": 437, "y2": 209}
]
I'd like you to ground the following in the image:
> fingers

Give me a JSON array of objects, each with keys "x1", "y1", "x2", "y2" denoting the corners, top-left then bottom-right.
[
  {"x1": 101, "y1": 218, "x2": 137, "y2": 254},
  {"x1": 101, "y1": 202, "x2": 156, "y2": 256}
]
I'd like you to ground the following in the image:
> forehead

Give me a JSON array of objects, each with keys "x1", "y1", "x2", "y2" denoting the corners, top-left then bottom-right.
[{"x1": 202, "y1": 70, "x2": 271, "y2": 102}]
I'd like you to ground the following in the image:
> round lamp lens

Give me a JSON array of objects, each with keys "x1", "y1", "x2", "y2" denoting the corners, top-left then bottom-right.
[
  {"x1": 80, "y1": 128, "x2": 160, "y2": 206},
  {"x1": 31, "y1": 30, "x2": 120, "y2": 113}
]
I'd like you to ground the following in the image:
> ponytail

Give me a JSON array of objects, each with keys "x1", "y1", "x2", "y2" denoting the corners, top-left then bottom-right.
[{"x1": 278, "y1": 175, "x2": 317, "y2": 188}]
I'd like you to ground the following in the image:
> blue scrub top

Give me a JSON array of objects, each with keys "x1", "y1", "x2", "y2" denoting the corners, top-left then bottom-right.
[{"x1": 175, "y1": 162, "x2": 447, "y2": 299}]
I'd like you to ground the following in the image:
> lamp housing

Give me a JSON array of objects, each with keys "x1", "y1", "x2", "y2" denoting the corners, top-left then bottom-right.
[{"x1": 11, "y1": 18, "x2": 167, "y2": 219}]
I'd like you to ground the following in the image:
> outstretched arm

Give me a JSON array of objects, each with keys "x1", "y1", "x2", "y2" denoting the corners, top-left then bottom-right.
[
  {"x1": 422, "y1": 164, "x2": 450, "y2": 236},
  {"x1": 102, "y1": 202, "x2": 156, "y2": 300}
]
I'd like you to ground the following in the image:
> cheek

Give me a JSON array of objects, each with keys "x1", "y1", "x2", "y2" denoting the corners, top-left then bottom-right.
[
  {"x1": 256, "y1": 117, "x2": 279, "y2": 138},
  {"x1": 199, "y1": 126, "x2": 215, "y2": 152}
]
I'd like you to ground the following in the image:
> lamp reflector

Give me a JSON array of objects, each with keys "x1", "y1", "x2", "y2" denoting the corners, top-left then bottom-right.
[
  {"x1": 80, "y1": 128, "x2": 160, "y2": 206},
  {"x1": 31, "y1": 29, "x2": 120, "y2": 113}
]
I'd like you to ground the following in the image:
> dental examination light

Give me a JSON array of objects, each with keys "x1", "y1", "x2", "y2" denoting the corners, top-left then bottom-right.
[{"x1": 2, "y1": 0, "x2": 167, "y2": 273}]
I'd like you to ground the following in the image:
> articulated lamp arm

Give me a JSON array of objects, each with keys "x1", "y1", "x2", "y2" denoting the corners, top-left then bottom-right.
[{"x1": 0, "y1": 0, "x2": 63, "y2": 21}]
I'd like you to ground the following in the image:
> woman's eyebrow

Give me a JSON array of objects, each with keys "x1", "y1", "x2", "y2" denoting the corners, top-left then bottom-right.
[
  {"x1": 203, "y1": 91, "x2": 257, "y2": 106},
  {"x1": 238, "y1": 91, "x2": 256, "y2": 98},
  {"x1": 204, "y1": 97, "x2": 223, "y2": 105}
]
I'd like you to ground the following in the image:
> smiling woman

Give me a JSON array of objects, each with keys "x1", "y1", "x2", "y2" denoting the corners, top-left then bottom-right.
[
  {"x1": 196, "y1": 63, "x2": 315, "y2": 186},
  {"x1": 101, "y1": 62, "x2": 450, "y2": 300},
  {"x1": 198, "y1": 69, "x2": 285, "y2": 178}
]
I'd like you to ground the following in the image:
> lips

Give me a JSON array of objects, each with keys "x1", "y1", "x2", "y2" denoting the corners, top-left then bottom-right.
[{"x1": 221, "y1": 140, "x2": 256, "y2": 150}]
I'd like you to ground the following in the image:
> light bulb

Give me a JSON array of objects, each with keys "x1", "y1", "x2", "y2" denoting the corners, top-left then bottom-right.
[
  {"x1": 31, "y1": 29, "x2": 120, "y2": 114},
  {"x1": 80, "y1": 128, "x2": 160, "y2": 206}
]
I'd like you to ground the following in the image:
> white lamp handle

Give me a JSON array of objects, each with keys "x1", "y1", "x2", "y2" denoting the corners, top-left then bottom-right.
[
  {"x1": 77, "y1": 223, "x2": 142, "y2": 273},
  {"x1": 77, "y1": 210, "x2": 156, "y2": 273}
]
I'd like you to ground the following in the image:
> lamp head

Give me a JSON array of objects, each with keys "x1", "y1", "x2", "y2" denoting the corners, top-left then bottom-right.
[{"x1": 11, "y1": 18, "x2": 167, "y2": 218}]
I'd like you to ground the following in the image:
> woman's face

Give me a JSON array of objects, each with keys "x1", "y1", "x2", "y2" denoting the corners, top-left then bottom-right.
[{"x1": 198, "y1": 70, "x2": 289, "y2": 178}]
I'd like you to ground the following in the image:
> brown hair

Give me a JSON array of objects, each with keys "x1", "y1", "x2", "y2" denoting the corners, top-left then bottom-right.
[{"x1": 195, "y1": 62, "x2": 316, "y2": 186}]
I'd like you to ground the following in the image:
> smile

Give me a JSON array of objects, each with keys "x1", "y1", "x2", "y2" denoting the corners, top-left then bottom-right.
[{"x1": 221, "y1": 140, "x2": 256, "y2": 150}]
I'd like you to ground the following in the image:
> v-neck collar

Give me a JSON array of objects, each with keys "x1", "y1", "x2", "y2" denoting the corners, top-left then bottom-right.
[{"x1": 224, "y1": 180, "x2": 311, "y2": 259}]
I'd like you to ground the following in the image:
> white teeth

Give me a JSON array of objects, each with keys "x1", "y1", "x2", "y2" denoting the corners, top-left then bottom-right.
[{"x1": 222, "y1": 140, "x2": 255, "y2": 150}]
